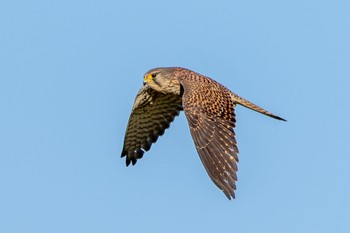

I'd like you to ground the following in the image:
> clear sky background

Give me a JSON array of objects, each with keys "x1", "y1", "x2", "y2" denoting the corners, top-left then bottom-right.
[{"x1": 1, "y1": 0, "x2": 349, "y2": 232}]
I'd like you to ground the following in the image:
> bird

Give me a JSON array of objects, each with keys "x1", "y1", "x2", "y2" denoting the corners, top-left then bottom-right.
[{"x1": 121, "y1": 67, "x2": 286, "y2": 200}]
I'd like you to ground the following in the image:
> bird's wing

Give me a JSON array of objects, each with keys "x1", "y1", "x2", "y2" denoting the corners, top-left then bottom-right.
[
  {"x1": 181, "y1": 80, "x2": 239, "y2": 199},
  {"x1": 121, "y1": 85, "x2": 183, "y2": 166}
]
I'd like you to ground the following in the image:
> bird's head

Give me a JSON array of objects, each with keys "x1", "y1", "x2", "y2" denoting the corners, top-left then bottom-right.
[{"x1": 143, "y1": 67, "x2": 181, "y2": 95}]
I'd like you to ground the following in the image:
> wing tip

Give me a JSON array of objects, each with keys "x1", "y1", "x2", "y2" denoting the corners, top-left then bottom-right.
[
  {"x1": 121, "y1": 148, "x2": 144, "y2": 167},
  {"x1": 224, "y1": 190, "x2": 235, "y2": 200}
]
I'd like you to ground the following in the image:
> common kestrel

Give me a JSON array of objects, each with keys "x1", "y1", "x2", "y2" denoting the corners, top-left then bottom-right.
[{"x1": 121, "y1": 67, "x2": 285, "y2": 199}]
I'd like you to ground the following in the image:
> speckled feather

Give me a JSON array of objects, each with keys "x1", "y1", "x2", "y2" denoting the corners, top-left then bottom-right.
[{"x1": 178, "y1": 70, "x2": 239, "y2": 199}]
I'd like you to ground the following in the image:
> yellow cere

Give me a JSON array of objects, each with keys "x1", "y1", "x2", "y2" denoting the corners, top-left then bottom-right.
[{"x1": 143, "y1": 73, "x2": 153, "y2": 83}]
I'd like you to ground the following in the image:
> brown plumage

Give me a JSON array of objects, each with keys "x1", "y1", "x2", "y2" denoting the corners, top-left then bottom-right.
[{"x1": 121, "y1": 67, "x2": 285, "y2": 199}]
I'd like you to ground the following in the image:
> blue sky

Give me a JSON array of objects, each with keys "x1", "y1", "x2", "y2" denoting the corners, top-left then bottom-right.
[{"x1": 1, "y1": 0, "x2": 349, "y2": 232}]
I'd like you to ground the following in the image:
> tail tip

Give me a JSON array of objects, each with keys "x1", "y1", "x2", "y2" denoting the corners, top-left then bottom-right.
[{"x1": 272, "y1": 115, "x2": 287, "y2": 121}]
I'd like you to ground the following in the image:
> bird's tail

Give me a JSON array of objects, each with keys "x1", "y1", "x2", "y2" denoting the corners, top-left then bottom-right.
[{"x1": 230, "y1": 93, "x2": 286, "y2": 121}]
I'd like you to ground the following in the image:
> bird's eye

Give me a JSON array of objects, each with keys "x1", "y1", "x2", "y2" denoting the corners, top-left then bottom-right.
[{"x1": 151, "y1": 73, "x2": 157, "y2": 78}]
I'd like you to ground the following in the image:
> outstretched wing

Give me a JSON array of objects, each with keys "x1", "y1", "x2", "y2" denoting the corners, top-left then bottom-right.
[
  {"x1": 121, "y1": 85, "x2": 183, "y2": 166},
  {"x1": 181, "y1": 79, "x2": 239, "y2": 200}
]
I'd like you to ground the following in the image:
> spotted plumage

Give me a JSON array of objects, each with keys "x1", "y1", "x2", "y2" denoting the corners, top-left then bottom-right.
[{"x1": 121, "y1": 67, "x2": 285, "y2": 199}]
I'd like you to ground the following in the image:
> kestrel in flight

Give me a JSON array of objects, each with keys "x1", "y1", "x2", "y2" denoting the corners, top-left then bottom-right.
[{"x1": 121, "y1": 67, "x2": 285, "y2": 199}]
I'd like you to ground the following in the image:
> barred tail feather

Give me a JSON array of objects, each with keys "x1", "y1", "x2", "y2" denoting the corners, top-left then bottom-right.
[{"x1": 230, "y1": 93, "x2": 286, "y2": 121}]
